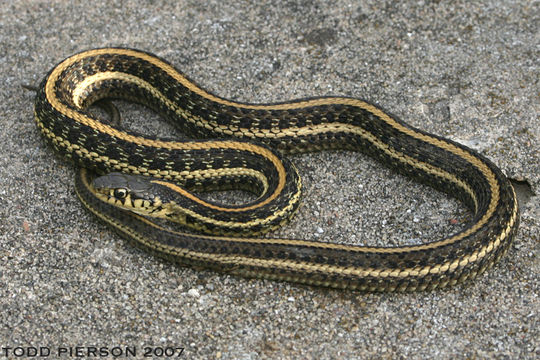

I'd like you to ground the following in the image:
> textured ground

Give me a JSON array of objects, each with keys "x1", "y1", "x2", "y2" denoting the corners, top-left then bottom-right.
[{"x1": 0, "y1": 1, "x2": 538, "y2": 359}]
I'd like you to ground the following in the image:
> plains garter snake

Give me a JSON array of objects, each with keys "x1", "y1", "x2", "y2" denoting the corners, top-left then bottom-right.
[{"x1": 33, "y1": 48, "x2": 520, "y2": 291}]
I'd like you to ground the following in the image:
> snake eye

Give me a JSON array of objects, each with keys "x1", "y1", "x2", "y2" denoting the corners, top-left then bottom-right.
[{"x1": 113, "y1": 188, "x2": 128, "y2": 199}]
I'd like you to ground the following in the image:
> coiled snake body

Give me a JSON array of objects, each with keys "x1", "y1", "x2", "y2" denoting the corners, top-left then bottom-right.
[{"x1": 33, "y1": 48, "x2": 519, "y2": 291}]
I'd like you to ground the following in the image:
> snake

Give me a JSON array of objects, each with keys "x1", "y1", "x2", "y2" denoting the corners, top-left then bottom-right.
[{"x1": 33, "y1": 47, "x2": 519, "y2": 291}]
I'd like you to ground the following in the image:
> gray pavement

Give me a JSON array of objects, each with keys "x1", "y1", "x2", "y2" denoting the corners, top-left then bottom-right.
[{"x1": 0, "y1": 1, "x2": 538, "y2": 359}]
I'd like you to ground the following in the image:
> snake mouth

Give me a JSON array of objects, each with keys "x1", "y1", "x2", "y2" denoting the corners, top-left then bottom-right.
[{"x1": 92, "y1": 172, "x2": 162, "y2": 214}]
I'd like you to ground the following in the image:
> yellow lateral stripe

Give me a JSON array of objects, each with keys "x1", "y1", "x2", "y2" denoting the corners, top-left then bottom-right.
[{"x1": 150, "y1": 179, "x2": 301, "y2": 227}]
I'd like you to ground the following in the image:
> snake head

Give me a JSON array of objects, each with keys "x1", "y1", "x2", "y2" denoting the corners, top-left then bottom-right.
[{"x1": 92, "y1": 172, "x2": 163, "y2": 214}]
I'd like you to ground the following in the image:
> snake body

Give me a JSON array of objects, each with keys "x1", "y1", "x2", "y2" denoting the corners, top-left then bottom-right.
[{"x1": 34, "y1": 48, "x2": 519, "y2": 291}]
